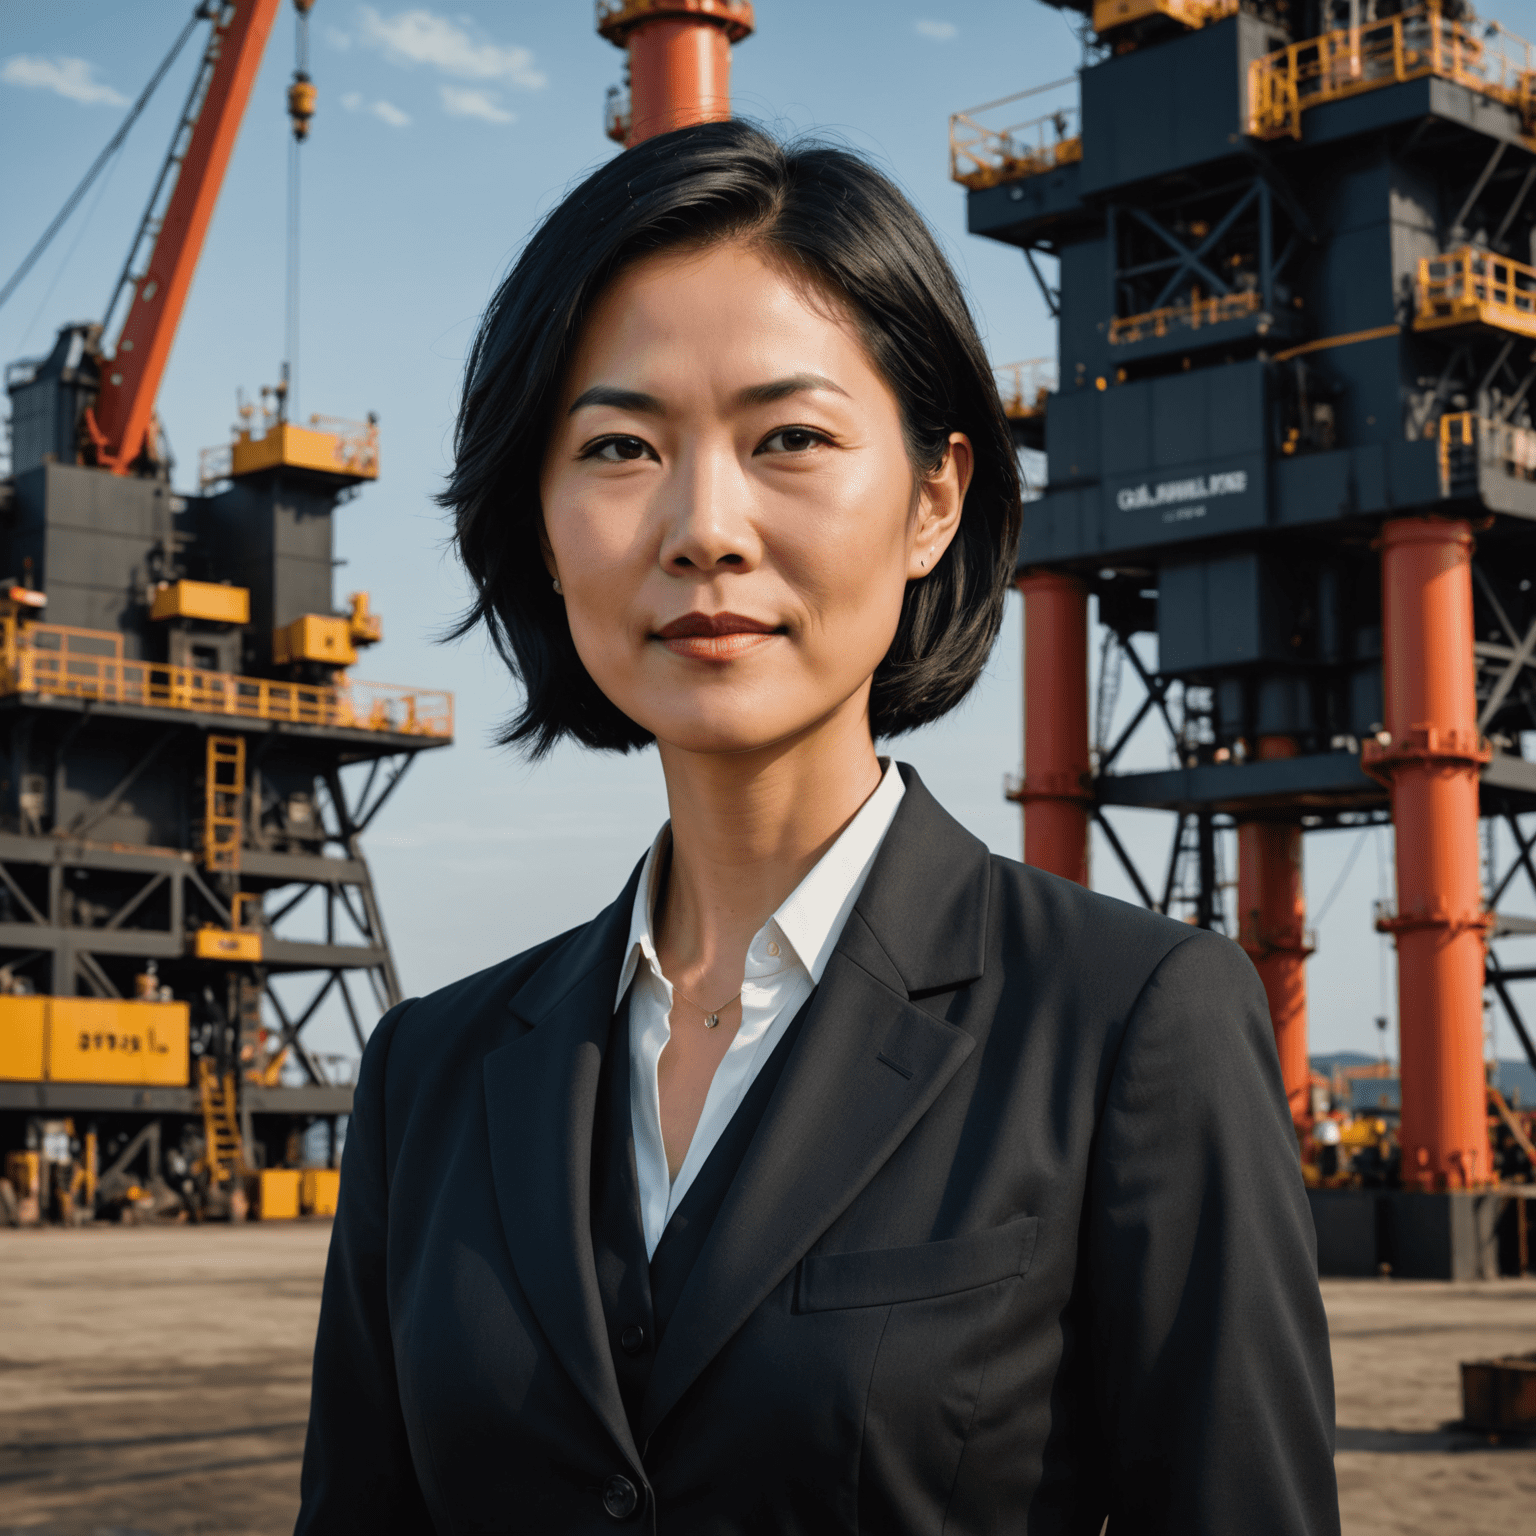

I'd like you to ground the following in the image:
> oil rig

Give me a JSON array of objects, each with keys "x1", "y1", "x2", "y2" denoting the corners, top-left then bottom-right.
[
  {"x1": 0, "y1": 0, "x2": 452, "y2": 1224},
  {"x1": 954, "y1": 0, "x2": 1536, "y2": 1275}
]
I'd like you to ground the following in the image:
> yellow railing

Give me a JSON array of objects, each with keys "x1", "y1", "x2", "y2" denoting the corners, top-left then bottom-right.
[
  {"x1": 950, "y1": 79, "x2": 1081, "y2": 190},
  {"x1": 1439, "y1": 409, "x2": 1476, "y2": 492},
  {"x1": 994, "y1": 359, "x2": 1055, "y2": 420},
  {"x1": 0, "y1": 621, "x2": 453, "y2": 738},
  {"x1": 1109, "y1": 288, "x2": 1261, "y2": 345},
  {"x1": 1416, "y1": 246, "x2": 1536, "y2": 340},
  {"x1": 1437, "y1": 410, "x2": 1536, "y2": 492},
  {"x1": 1249, "y1": 4, "x2": 1536, "y2": 145}
]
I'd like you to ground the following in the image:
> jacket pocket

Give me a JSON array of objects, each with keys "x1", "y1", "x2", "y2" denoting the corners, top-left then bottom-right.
[{"x1": 796, "y1": 1216, "x2": 1039, "y2": 1313}]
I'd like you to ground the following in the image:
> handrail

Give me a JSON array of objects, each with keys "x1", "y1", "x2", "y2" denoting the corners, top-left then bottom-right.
[
  {"x1": 994, "y1": 359, "x2": 1056, "y2": 419},
  {"x1": 1417, "y1": 245, "x2": 1536, "y2": 339},
  {"x1": 1249, "y1": 4, "x2": 1536, "y2": 145},
  {"x1": 949, "y1": 78, "x2": 1081, "y2": 190},
  {"x1": 0, "y1": 619, "x2": 453, "y2": 739},
  {"x1": 1109, "y1": 288, "x2": 1261, "y2": 345},
  {"x1": 1437, "y1": 410, "x2": 1536, "y2": 493}
]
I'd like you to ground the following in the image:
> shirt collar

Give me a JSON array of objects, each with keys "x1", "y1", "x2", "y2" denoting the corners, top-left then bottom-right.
[{"x1": 615, "y1": 759, "x2": 906, "y2": 1007}]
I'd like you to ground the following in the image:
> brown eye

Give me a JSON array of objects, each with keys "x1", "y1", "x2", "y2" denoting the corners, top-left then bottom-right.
[
  {"x1": 758, "y1": 427, "x2": 826, "y2": 454},
  {"x1": 586, "y1": 435, "x2": 653, "y2": 462}
]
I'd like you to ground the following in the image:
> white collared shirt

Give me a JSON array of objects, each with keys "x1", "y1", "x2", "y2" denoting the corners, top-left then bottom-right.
[{"x1": 616, "y1": 760, "x2": 906, "y2": 1257}]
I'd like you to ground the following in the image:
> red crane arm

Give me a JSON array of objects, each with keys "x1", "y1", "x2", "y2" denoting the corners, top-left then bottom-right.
[{"x1": 90, "y1": 0, "x2": 283, "y2": 473}]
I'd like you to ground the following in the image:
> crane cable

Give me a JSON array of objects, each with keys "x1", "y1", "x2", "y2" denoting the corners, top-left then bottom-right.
[
  {"x1": 0, "y1": 3, "x2": 208, "y2": 317},
  {"x1": 283, "y1": 0, "x2": 315, "y2": 421}
]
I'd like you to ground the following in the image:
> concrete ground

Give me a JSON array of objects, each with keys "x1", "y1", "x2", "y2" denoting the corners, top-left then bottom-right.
[{"x1": 0, "y1": 1227, "x2": 1532, "y2": 1534}]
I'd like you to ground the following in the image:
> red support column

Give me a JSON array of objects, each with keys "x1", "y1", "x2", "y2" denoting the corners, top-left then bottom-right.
[
  {"x1": 597, "y1": 0, "x2": 755, "y2": 147},
  {"x1": 1016, "y1": 571, "x2": 1090, "y2": 885},
  {"x1": 1237, "y1": 737, "x2": 1313, "y2": 1127},
  {"x1": 1364, "y1": 518, "x2": 1492, "y2": 1192}
]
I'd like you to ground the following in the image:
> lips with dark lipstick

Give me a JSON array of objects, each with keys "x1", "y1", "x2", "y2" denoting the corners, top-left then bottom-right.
[{"x1": 654, "y1": 612, "x2": 785, "y2": 660}]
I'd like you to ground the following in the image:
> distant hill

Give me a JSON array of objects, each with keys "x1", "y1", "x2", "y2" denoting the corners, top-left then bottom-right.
[
  {"x1": 1306, "y1": 1056, "x2": 1536, "y2": 1110},
  {"x1": 1310, "y1": 1051, "x2": 1387, "y2": 1074}
]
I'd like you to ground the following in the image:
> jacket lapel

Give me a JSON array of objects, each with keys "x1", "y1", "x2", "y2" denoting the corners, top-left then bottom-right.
[
  {"x1": 640, "y1": 767, "x2": 991, "y2": 1438},
  {"x1": 482, "y1": 865, "x2": 643, "y2": 1469}
]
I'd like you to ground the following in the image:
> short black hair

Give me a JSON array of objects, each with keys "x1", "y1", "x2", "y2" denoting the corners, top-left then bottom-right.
[{"x1": 443, "y1": 119, "x2": 1021, "y2": 755}]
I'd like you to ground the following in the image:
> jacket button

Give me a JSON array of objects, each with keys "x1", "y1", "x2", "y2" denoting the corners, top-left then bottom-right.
[
  {"x1": 602, "y1": 1474, "x2": 639, "y2": 1520},
  {"x1": 620, "y1": 1324, "x2": 646, "y2": 1355}
]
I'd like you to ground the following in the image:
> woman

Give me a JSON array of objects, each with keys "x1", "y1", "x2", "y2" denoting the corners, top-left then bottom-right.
[{"x1": 297, "y1": 122, "x2": 1338, "y2": 1534}]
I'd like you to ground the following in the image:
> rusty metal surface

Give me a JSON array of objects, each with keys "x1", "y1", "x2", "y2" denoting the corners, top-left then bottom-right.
[{"x1": 1462, "y1": 1352, "x2": 1536, "y2": 1432}]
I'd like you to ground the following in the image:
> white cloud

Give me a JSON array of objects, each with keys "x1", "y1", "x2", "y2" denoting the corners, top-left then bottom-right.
[
  {"x1": 324, "y1": 24, "x2": 353, "y2": 50},
  {"x1": 914, "y1": 19, "x2": 958, "y2": 40},
  {"x1": 358, "y1": 7, "x2": 545, "y2": 88},
  {"x1": 440, "y1": 85, "x2": 514, "y2": 124},
  {"x1": 1, "y1": 55, "x2": 128, "y2": 105},
  {"x1": 339, "y1": 90, "x2": 410, "y2": 126}
]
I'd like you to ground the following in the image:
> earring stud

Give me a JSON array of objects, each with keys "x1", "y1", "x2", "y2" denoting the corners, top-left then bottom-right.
[{"x1": 552, "y1": 577, "x2": 563, "y2": 595}]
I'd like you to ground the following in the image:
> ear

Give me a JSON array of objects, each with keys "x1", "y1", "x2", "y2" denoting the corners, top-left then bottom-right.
[{"x1": 907, "y1": 432, "x2": 973, "y2": 580}]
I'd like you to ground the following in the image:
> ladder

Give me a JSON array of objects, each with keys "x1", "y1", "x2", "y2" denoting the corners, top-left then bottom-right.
[
  {"x1": 203, "y1": 733, "x2": 245, "y2": 871},
  {"x1": 196, "y1": 1057, "x2": 248, "y2": 1183}
]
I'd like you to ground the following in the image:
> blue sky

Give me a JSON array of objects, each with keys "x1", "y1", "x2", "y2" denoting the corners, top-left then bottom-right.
[{"x1": 3, "y1": 1, "x2": 1531, "y2": 1065}]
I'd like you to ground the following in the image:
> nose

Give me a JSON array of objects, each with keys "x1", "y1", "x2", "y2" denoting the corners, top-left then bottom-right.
[{"x1": 656, "y1": 440, "x2": 760, "y2": 577}]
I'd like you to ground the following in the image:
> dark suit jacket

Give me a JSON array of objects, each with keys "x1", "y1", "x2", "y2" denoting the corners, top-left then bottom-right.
[{"x1": 296, "y1": 766, "x2": 1338, "y2": 1534}]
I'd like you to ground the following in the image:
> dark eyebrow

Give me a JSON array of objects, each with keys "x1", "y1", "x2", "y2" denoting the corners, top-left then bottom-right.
[
  {"x1": 737, "y1": 372, "x2": 848, "y2": 406},
  {"x1": 568, "y1": 385, "x2": 665, "y2": 416}
]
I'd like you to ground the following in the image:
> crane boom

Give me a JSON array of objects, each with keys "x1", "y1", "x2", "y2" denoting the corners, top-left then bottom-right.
[{"x1": 89, "y1": 0, "x2": 283, "y2": 473}]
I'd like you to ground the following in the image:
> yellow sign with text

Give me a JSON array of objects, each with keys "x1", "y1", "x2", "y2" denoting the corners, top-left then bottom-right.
[{"x1": 0, "y1": 996, "x2": 190, "y2": 1086}]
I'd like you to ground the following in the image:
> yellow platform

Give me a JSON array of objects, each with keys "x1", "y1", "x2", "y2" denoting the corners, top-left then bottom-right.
[
  {"x1": 1093, "y1": 0, "x2": 1236, "y2": 34},
  {"x1": 1416, "y1": 248, "x2": 1536, "y2": 341},
  {"x1": 228, "y1": 420, "x2": 379, "y2": 486}
]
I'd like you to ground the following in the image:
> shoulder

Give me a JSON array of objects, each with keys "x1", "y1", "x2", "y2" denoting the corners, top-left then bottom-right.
[
  {"x1": 986, "y1": 851, "x2": 1207, "y2": 977},
  {"x1": 362, "y1": 921, "x2": 589, "y2": 1082},
  {"x1": 982, "y1": 851, "x2": 1264, "y2": 1033}
]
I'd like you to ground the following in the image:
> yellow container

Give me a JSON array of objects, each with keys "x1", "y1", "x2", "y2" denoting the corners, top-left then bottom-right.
[
  {"x1": 259, "y1": 1168, "x2": 302, "y2": 1220},
  {"x1": 193, "y1": 926, "x2": 263, "y2": 962},
  {"x1": 0, "y1": 996, "x2": 47, "y2": 1080},
  {"x1": 47, "y1": 998, "x2": 189, "y2": 1086},
  {"x1": 301, "y1": 1167, "x2": 340, "y2": 1216},
  {"x1": 150, "y1": 580, "x2": 250, "y2": 626},
  {"x1": 272, "y1": 613, "x2": 356, "y2": 668}
]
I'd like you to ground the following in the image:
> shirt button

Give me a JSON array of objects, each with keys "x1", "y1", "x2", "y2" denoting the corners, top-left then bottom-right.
[
  {"x1": 620, "y1": 1324, "x2": 646, "y2": 1355},
  {"x1": 603, "y1": 1474, "x2": 640, "y2": 1520},
  {"x1": 767, "y1": 941, "x2": 780, "y2": 956}
]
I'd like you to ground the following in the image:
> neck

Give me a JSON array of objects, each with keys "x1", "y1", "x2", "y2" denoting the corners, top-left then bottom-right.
[{"x1": 653, "y1": 693, "x2": 884, "y2": 979}]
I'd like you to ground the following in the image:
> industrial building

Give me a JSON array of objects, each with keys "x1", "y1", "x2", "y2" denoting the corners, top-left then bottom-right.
[
  {"x1": 955, "y1": 0, "x2": 1536, "y2": 1274},
  {"x1": 0, "y1": 0, "x2": 451, "y2": 1224}
]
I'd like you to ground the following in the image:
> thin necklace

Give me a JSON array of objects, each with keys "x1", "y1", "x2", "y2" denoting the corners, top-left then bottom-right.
[{"x1": 670, "y1": 981, "x2": 740, "y2": 1030}]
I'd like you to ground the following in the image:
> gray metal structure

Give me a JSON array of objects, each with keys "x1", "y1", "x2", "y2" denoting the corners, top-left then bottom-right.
[
  {"x1": 0, "y1": 321, "x2": 448, "y2": 1184},
  {"x1": 972, "y1": 0, "x2": 1536, "y2": 929}
]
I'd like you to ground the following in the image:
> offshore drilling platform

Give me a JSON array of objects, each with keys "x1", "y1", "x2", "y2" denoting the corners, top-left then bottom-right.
[
  {"x1": 5, "y1": 0, "x2": 1533, "y2": 1290},
  {"x1": 956, "y1": 0, "x2": 1536, "y2": 1274},
  {"x1": 0, "y1": 0, "x2": 451, "y2": 1223}
]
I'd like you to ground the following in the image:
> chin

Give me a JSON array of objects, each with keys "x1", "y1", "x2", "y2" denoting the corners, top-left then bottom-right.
[{"x1": 639, "y1": 705, "x2": 820, "y2": 759}]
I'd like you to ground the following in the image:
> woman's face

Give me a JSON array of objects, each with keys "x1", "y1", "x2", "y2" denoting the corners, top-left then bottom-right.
[{"x1": 539, "y1": 240, "x2": 971, "y2": 759}]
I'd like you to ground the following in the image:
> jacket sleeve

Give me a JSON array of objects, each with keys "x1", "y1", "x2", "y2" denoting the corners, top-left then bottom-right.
[
  {"x1": 1085, "y1": 931, "x2": 1340, "y2": 1535},
  {"x1": 295, "y1": 998, "x2": 433, "y2": 1535}
]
